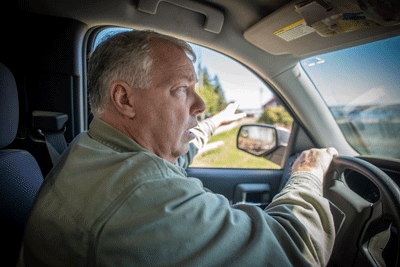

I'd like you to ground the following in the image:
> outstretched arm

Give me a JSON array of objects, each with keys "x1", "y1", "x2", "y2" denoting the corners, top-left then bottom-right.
[
  {"x1": 176, "y1": 102, "x2": 246, "y2": 167},
  {"x1": 191, "y1": 102, "x2": 246, "y2": 150},
  {"x1": 208, "y1": 102, "x2": 247, "y2": 128}
]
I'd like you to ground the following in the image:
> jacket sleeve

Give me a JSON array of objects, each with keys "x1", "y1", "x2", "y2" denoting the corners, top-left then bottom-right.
[
  {"x1": 96, "y1": 170, "x2": 336, "y2": 267},
  {"x1": 175, "y1": 119, "x2": 217, "y2": 169},
  {"x1": 264, "y1": 171, "x2": 336, "y2": 265}
]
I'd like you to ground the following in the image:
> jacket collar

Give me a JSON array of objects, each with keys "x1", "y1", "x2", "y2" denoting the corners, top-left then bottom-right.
[
  {"x1": 87, "y1": 117, "x2": 187, "y2": 176},
  {"x1": 88, "y1": 117, "x2": 148, "y2": 153}
]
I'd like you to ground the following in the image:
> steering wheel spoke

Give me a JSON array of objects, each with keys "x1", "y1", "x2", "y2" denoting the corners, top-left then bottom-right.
[{"x1": 323, "y1": 156, "x2": 400, "y2": 267}]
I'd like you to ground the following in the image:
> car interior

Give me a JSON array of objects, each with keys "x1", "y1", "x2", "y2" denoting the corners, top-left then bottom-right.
[{"x1": 1, "y1": 0, "x2": 400, "y2": 266}]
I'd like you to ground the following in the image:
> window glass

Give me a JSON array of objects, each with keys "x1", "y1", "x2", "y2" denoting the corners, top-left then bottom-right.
[
  {"x1": 93, "y1": 27, "x2": 293, "y2": 169},
  {"x1": 301, "y1": 36, "x2": 400, "y2": 159}
]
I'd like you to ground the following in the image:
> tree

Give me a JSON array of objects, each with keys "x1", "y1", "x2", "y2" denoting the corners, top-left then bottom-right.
[
  {"x1": 212, "y1": 75, "x2": 227, "y2": 112},
  {"x1": 196, "y1": 67, "x2": 227, "y2": 117}
]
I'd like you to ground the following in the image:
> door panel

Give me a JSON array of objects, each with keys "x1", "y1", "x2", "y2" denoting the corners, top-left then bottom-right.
[{"x1": 186, "y1": 167, "x2": 283, "y2": 204}]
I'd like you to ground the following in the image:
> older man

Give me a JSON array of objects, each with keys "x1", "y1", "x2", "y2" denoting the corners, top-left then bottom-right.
[{"x1": 19, "y1": 31, "x2": 337, "y2": 266}]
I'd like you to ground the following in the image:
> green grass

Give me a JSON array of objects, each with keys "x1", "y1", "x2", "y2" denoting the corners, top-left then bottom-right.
[{"x1": 190, "y1": 127, "x2": 280, "y2": 169}]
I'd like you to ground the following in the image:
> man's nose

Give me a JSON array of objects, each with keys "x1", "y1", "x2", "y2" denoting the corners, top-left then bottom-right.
[{"x1": 190, "y1": 92, "x2": 206, "y2": 115}]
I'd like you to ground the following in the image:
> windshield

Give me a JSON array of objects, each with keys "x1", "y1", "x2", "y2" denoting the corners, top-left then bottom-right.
[{"x1": 301, "y1": 35, "x2": 400, "y2": 159}]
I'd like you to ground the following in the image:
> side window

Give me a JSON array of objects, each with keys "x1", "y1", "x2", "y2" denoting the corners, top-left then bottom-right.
[
  {"x1": 93, "y1": 28, "x2": 293, "y2": 169},
  {"x1": 189, "y1": 44, "x2": 292, "y2": 169}
]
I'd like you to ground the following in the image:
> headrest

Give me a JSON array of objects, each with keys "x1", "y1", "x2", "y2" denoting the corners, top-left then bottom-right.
[{"x1": 0, "y1": 63, "x2": 19, "y2": 149}]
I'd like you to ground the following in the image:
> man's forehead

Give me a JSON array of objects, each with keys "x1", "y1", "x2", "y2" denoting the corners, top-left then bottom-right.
[{"x1": 149, "y1": 39, "x2": 198, "y2": 84}]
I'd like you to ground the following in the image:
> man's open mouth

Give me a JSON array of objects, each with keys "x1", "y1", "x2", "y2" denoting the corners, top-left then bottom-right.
[{"x1": 184, "y1": 127, "x2": 196, "y2": 140}]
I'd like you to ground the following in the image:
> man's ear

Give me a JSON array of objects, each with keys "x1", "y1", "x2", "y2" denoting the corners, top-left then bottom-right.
[{"x1": 109, "y1": 81, "x2": 135, "y2": 119}]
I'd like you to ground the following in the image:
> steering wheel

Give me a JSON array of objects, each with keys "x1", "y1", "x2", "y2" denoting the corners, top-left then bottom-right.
[{"x1": 324, "y1": 156, "x2": 400, "y2": 267}]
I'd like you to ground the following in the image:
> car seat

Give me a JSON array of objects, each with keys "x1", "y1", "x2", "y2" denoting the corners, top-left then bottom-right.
[{"x1": 0, "y1": 62, "x2": 44, "y2": 264}]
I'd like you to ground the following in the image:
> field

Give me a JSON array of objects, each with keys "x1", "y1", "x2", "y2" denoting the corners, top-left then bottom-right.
[{"x1": 190, "y1": 126, "x2": 280, "y2": 169}]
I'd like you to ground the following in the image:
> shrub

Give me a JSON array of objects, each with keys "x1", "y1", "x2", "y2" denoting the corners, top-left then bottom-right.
[{"x1": 258, "y1": 106, "x2": 293, "y2": 127}]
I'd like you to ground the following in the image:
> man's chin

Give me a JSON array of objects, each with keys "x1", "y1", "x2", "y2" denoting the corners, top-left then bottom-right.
[{"x1": 172, "y1": 144, "x2": 190, "y2": 159}]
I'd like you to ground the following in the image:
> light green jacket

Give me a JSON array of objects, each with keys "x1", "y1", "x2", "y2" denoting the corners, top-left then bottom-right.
[{"x1": 19, "y1": 118, "x2": 335, "y2": 266}]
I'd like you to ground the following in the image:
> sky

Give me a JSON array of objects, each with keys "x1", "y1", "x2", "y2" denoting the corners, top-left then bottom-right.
[
  {"x1": 189, "y1": 44, "x2": 273, "y2": 110},
  {"x1": 94, "y1": 28, "x2": 273, "y2": 110},
  {"x1": 301, "y1": 35, "x2": 400, "y2": 107}
]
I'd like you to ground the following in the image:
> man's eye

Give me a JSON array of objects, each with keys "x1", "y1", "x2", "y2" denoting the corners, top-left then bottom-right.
[
  {"x1": 171, "y1": 86, "x2": 189, "y2": 96},
  {"x1": 178, "y1": 86, "x2": 188, "y2": 93}
]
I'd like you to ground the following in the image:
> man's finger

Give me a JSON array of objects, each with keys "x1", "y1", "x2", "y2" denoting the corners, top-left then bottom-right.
[
  {"x1": 326, "y1": 147, "x2": 339, "y2": 157},
  {"x1": 234, "y1": 113, "x2": 247, "y2": 120},
  {"x1": 230, "y1": 101, "x2": 240, "y2": 109}
]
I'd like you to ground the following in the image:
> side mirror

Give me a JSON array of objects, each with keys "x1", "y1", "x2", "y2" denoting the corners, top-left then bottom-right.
[{"x1": 237, "y1": 124, "x2": 290, "y2": 166}]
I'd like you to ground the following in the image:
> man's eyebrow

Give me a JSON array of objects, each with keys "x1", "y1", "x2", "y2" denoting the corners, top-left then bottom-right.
[{"x1": 169, "y1": 74, "x2": 198, "y2": 84}]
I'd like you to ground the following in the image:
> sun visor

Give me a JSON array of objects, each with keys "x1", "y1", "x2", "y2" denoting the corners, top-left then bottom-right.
[
  {"x1": 358, "y1": 0, "x2": 400, "y2": 26},
  {"x1": 296, "y1": 0, "x2": 400, "y2": 37},
  {"x1": 295, "y1": 1, "x2": 374, "y2": 37},
  {"x1": 244, "y1": 0, "x2": 400, "y2": 55}
]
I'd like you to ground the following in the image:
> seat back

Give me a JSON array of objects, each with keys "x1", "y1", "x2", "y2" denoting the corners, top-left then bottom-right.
[{"x1": 0, "y1": 62, "x2": 44, "y2": 264}]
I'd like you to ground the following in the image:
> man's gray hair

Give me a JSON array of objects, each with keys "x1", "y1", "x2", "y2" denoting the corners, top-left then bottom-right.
[{"x1": 88, "y1": 30, "x2": 196, "y2": 117}]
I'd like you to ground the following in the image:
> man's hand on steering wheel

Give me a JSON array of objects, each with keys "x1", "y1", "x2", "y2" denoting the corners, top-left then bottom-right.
[{"x1": 292, "y1": 147, "x2": 339, "y2": 181}]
